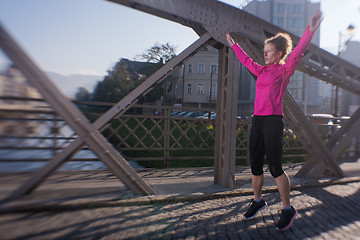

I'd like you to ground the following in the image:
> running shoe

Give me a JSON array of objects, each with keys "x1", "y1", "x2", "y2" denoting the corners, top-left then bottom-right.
[
  {"x1": 276, "y1": 206, "x2": 297, "y2": 231},
  {"x1": 243, "y1": 199, "x2": 267, "y2": 219}
]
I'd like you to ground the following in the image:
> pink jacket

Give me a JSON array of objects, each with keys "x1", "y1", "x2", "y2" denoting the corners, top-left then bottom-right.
[{"x1": 232, "y1": 26, "x2": 315, "y2": 116}]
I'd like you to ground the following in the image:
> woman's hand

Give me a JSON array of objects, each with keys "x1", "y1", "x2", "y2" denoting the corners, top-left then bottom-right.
[
  {"x1": 309, "y1": 10, "x2": 323, "y2": 32},
  {"x1": 226, "y1": 33, "x2": 235, "y2": 47}
]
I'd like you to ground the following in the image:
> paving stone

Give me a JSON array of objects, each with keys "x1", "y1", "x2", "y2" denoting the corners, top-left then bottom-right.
[{"x1": 0, "y1": 166, "x2": 360, "y2": 239}]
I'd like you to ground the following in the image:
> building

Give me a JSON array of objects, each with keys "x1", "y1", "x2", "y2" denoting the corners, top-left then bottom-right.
[
  {"x1": 338, "y1": 40, "x2": 360, "y2": 116},
  {"x1": 0, "y1": 66, "x2": 44, "y2": 136},
  {"x1": 0, "y1": 66, "x2": 42, "y2": 105},
  {"x1": 242, "y1": 0, "x2": 322, "y2": 114},
  {"x1": 174, "y1": 45, "x2": 218, "y2": 109}
]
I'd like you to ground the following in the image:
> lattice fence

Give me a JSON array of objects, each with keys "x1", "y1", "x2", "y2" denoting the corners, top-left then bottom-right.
[
  {"x1": 84, "y1": 104, "x2": 308, "y2": 166},
  {"x1": 0, "y1": 99, "x2": 312, "y2": 167}
]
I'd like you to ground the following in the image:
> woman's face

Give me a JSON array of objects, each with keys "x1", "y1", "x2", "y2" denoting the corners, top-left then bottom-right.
[{"x1": 264, "y1": 42, "x2": 282, "y2": 65}]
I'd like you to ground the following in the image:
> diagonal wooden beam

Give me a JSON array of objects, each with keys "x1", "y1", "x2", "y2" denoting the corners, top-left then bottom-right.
[
  {"x1": 0, "y1": 23, "x2": 156, "y2": 199},
  {"x1": 326, "y1": 106, "x2": 360, "y2": 159},
  {"x1": 109, "y1": 0, "x2": 360, "y2": 96},
  {"x1": 283, "y1": 91, "x2": 345, "y2": 178},
  {"x1": 307, "y1": 108, "x2": 360, "y2": 177},
  {"x1": 94, "y1": 33, "x2": 212, "y2": 131},
  {"x1": 0, "y1": 23, "x2": 212, "y2": 200}
]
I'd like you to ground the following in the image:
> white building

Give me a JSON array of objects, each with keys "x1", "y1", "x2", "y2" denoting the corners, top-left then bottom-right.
[
  {"x1": 0, "y1": 67, "x2": 42, "y2": 105},
  {"x1": 0, "y1": 68, "x2": 41, "y2": 105},
  {"x1": 0, "y1": 67, "x2": 44, "y2": 136},
  {"x1": 174, "y1": 45, "x2": 218, "y2": 109}
]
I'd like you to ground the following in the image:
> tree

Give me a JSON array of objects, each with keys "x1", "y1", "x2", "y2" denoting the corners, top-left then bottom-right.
[
  {"x1": 136, "y1": 42, "x2": 178, "y2": 104},
  {"x1": 92, "y1": 59, "x2": 137, "y2": 103},
  {"x1": 138, "y1": 42, "x2": 177, "y2": 64},
  {"x1": 91, "y1": 42, "x2": 178, "y2": 104},
  {"x1": 75, "y1": 87, "x2": 91, "y2": 101}
]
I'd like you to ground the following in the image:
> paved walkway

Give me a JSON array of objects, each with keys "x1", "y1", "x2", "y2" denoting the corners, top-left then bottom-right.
[{"x1": 0, "y1": 160, "x2": 359, "y2": 239}]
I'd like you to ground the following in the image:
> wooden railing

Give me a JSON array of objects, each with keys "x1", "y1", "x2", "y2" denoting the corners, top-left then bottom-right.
[
  {"x1": 0, "y1": 98, "x2": 314, "y2": 168},
  {"x1": 7, "y1": 97, "x2": 359, "y2": 168}
]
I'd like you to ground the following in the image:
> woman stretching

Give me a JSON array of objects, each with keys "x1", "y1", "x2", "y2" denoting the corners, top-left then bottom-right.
[{"x1": 226, "y1": 10, "x2": 323, "y2": 231}]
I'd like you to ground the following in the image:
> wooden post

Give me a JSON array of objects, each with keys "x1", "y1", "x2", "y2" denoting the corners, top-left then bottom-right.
[
  {"x1": 164, "y1": 107, "x2": 170, "y2": 168},
  {"x1": 214, "y1": 46, "x2": 239, "y2": 188}
]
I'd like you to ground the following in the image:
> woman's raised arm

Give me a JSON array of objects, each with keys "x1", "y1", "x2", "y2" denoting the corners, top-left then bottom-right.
[
  {"x1": 226, "y1": 33, "x2": 235, "y2": 47},
  {"x1": 309, "y1": 10, "x2": 323, "y2": 32}
]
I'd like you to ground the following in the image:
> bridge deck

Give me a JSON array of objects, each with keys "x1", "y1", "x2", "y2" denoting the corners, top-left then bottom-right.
[
  {"x1": 0, "y1": 159, "x2": 359, "y2": 239},
  {"x1": 0, "y1": 159, "x2": 359, "y2": 211}
]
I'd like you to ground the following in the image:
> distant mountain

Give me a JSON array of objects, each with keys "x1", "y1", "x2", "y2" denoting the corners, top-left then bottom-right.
[{"x1": 46, "y1": 72, "x2": 103, "y2": 97}]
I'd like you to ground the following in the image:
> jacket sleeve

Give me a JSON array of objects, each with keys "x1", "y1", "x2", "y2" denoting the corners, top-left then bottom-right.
[
  {"x1": 232, "y1": 43, "x2": 262, "y2": 76},
  {"x1": 284, "y1": 26, "x2": 315, "y2": 74}
]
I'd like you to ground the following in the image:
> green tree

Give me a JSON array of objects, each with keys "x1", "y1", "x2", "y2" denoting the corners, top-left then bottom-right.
[
  {"x1": 136, "y1": 42, "x2": 177, "y2": 104},
  {"x1": 92, "y1": 42, "x2": 177, "y2": 104},
  {"x1": 92, "y1": 59, "x2": 137, "y2": 103},
  {"x1": 75, "y1": 87, "x2": 91, "y2": 101},
  {"x1": 138, "y1": 42, "x2": 177, "y2": 64}
]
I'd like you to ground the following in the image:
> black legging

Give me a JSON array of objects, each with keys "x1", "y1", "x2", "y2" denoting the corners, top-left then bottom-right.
[{"x1": 249, "y1": 115, "x2": 284, "y2": 178}]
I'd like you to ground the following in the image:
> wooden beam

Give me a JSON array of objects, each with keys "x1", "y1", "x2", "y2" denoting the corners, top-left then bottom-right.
[
  {"x1": 327, "y1": 106, "x2": 360, "y2": 158},
  {"x1": 283, "y1": 91, "x2": 345, "y2": 178},
  {"x1": 108, "y1": 0, "x2": 360, "y2": 96},
  {"x1": 214, "y1": 46, "x2": 239, "y2": 188},
  {"x1": 0, "y1": 21, "x2": 211, "y2": 199},
  {"x1": 0, "y1": 23, "x2": 156, "y2": 198}
]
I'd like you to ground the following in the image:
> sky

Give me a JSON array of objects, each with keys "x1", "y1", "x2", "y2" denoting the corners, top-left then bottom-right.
[{"x1": 0, "y1": 0, "x2": 359, "y2": 77}]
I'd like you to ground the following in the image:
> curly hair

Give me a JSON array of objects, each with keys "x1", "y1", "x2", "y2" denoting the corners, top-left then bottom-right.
[{"x1": 265, "y1": 33, "x2": 293, "y2": 64}]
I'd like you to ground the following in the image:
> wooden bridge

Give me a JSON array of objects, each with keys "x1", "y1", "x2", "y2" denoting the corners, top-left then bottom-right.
[{"x1": 1, "y1": 0, "x2": 360, "y2": 202}]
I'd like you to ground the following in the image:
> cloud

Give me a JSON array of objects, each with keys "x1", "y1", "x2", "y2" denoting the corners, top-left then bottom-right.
[{"x1": 75, "y1": 69, "x2": 103, "y2": 76}]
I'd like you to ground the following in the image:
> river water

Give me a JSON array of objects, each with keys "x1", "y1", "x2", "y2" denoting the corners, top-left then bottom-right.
[
  {"x1": 0, "y1": 149, "x2": 144, "y2": 172},
  {"x1": 0, "y1": 120, "x2": 144, "y2": 172},
  {"x1": 0, "y1": 149, "x2": 108, "y2": 172}
]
